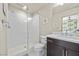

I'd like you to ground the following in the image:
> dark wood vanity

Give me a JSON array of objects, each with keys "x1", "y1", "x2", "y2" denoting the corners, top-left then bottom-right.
[{"x1": 47, "y1": 37, "x2": 79, "y2": 56}]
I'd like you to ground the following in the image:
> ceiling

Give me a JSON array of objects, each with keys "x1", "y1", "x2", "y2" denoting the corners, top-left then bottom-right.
[
  {"x1": 8, "y1": 3, "x2": 50, "y2": 14},
  {"x1": 8, "y1": 3, "x2": 79, "y2": 14},
  {"x1": 53, "y1": 3, "x2": 79, "y2": 13}
]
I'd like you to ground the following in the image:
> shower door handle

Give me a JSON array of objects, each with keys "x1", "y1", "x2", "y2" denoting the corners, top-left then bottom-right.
[
  {"x1": 1, "y1": 19, "x2": 11, "y2": 29},
  {"x1": 2, "y1": 3, "x2": 6, "y2": 16}
]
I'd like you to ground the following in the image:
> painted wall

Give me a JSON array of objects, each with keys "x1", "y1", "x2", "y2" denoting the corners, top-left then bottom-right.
[{"x1": 38, "y1": 4, "x2": 53, "y2": 35}]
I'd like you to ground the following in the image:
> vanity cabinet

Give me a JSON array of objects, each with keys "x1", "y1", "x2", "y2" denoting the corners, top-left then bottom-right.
[{"x1": 47, "y1": 37, "x2": 79, "y2": 56}]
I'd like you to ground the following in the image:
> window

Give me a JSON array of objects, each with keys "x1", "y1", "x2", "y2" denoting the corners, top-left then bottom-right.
[{"x1": 62, "y1": 15, "x2": 77, "y2": 33}]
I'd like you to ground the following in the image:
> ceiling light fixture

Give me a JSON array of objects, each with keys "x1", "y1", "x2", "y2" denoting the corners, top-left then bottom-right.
[
  {"x1": 56, "y1": 2, "x2": 64, "y2": 6},
  {"x1": 54, "y1": 3, "x2": 64, "y2": 7}
]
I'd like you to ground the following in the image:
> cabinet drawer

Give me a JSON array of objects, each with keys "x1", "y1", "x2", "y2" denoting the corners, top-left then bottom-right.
[{"x1": 47, "y1": 41, "x2": 65, "y2": 56}]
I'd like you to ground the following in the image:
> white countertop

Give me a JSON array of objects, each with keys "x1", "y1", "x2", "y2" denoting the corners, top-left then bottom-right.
[{"x1": 46, "y1": 33, "x2": 79, "y2": 44}]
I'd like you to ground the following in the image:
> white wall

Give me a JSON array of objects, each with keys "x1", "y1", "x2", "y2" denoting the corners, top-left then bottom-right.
[{"x1": 38, "y1": 4, "x2": 53, "y2": 35}]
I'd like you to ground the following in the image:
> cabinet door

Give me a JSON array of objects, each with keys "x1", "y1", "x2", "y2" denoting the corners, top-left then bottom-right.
[
  {"x1": 67, "y1": 49, "x2": 79, "y2": 56},
  {"x1": 47, "y1": 39, "x2": 65, "y2": 56}
]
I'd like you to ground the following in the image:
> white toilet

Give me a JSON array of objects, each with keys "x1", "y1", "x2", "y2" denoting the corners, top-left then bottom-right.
[{"x1": 33, "y1": 36, "x2": 47, "y2": 56}]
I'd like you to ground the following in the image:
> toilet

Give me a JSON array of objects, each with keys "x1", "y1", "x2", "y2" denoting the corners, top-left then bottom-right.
[{"x1": 33, "y1": 35, "x2": 47, "y2": 56}]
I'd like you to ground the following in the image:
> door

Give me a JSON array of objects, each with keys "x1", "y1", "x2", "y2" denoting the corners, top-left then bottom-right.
[
  {"x1": 7, "y1": 8, "x2": 28, "y2": 55},
  {"x1": 47, "y1": 39, "x2": 65, "y2": 56},
  {"x1": 67, "y1": 49, "x2": 79, "y2": 56}
]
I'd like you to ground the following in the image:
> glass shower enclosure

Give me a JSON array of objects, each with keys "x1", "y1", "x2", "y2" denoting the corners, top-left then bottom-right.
[{"x1": 6, "y1": 4, "x2": 40, "y2": 56}]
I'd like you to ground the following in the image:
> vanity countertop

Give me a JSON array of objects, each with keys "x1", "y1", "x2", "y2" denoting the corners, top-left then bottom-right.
[{"x1": 47, "y1": 33, "x2": 79, "y2": 44}]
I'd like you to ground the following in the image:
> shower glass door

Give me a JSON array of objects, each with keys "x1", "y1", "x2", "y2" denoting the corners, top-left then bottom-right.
[{"x1": 7, "y1": 7, "x2": 28, "y2": 55}]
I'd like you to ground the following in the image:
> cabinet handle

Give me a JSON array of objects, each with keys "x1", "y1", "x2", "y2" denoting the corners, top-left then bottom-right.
[{"x1": 1, "y1": 19, "x2": 11, "y2": 29}]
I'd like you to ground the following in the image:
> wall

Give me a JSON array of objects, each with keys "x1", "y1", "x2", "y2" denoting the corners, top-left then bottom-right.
[
  {"x1": 51, "y1": 5, "x2": 79, "y2": 32},
  {"x1": 38, "y1": 4, "x2": 53, "y2": 35}
]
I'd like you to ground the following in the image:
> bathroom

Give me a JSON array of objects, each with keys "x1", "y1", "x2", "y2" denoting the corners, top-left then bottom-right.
[{"x1": 0, "y1": 3, "x2": 79, "y2": 56}]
